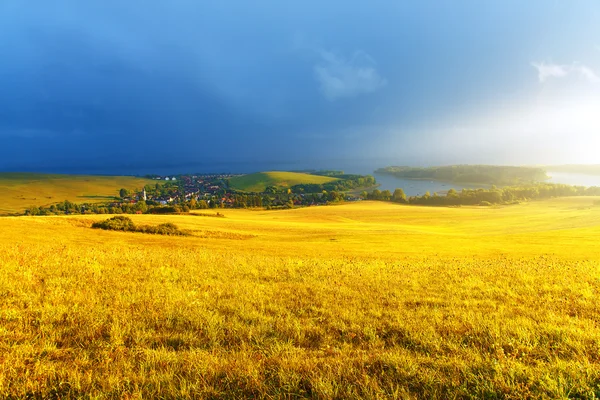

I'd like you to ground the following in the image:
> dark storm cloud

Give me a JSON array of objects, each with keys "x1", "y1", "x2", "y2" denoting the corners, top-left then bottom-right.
[{"x1": 1, "y1": 1, "x2": 599, "y2": 172}]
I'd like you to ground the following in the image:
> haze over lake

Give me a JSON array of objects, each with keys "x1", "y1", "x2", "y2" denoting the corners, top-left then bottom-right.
[{"x1": 546, "y1": 172, "x2": 600, "y2": 187}]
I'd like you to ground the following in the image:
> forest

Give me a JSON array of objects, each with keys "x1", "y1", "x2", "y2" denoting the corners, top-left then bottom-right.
[{"x1": 375, "y1": 165, "x2": 549, "y2": 184}]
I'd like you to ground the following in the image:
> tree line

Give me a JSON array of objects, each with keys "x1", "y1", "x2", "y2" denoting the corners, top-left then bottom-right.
[
  {"x1": 25, "y1": 182, "x2": 600, "y2": 216},
  {"x1": 24, "y1": 190, "x2": 351, "y2": 216},
  {"x1": 364, "y1": 183, "x2": 600, "y2": 206}
]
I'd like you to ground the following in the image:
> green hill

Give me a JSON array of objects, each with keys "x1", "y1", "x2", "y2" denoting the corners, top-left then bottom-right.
[
  {"x1": 229, "y1": 171, "x2": 337, "y2": 192},
  {"x1": 0, "y1": 173, "x2": 155, "y2": 215}
]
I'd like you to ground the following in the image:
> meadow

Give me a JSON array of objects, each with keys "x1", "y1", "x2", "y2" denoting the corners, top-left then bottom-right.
[
  {"x1": 0, "y1": 173, "x2": 155, "y2": 215},
  {"x1": 1, "y1": 199, "x2": 600, "y2": 398},
  {"x1": 228, "y1": 171, "x2": 337, "y2": 192}
]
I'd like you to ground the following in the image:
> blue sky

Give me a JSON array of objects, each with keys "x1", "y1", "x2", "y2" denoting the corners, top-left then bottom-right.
[{"x1": 1, "y1": 1, "x2": 599, "y2": 173}]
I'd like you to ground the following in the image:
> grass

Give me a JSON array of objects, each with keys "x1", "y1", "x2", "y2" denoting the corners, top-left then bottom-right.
[
  {"x1": 1, "y1": 198, "x2": 600, "y2": 398},
  {"x1": 228, "y1": 171, "x2": 337, "y2": 192},
  {"x1": 0, "y1": 172, "x2": 155, "y2": 215}
]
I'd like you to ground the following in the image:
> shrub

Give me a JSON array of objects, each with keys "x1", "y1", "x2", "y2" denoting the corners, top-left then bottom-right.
[
  {"x1": 92, "y1": 216, "x2": 136, "y2": 231},
  {"x1": 156, "y1": 223, "x2": 181, "y2": 234},
  {"x1": 136, "y1": 223, "x2": 188, "y2": 236},
  {"x1": 480, "y1": 201, "x2": 492, "y2": 206},
  {"x1": 92, "y1": 217, "x2": 189, "y2": 236}
]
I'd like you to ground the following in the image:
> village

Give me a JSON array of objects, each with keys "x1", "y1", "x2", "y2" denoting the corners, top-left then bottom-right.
[
  {"x1": 139, "y1": 173, "x2": 237, "y2": 205},
  {"x1": 127, "y1": 171, "x2": 374, "y2": 210},
  {"x1": 115, "y1": 173, "x2": 359, "y2": 211}
]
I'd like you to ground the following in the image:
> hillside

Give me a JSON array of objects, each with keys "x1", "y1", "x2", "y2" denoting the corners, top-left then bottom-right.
[
  {"x1": 0, "y1": 172, "x2": 155, "y2": 215},
  {"x1": 2, "y1": 198, "x2": 600, "y2": 398},
  {"x1": 228, "y1": 171, "x2": 337, "y2": 192}
]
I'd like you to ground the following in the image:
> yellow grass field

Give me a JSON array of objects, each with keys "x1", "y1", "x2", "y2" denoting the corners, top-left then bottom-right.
[
  {"x1": 0, "y1": 173, "x2": 155, "y2": 215},
  {"x1": 2, "y1": 199, "x2": 600, "y2": 398}
]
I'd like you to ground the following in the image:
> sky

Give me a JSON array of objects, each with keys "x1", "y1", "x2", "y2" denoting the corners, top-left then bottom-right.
[{"x1": 1, "y1": 1, "x2": 600, "y2": 174}]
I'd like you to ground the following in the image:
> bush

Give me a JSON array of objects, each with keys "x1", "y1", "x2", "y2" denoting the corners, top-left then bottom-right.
[
  {"x1": 156, "y1": 223, "x2": 180, "y2": 234},
  {"x1": 92, "y1": 216, "x2": 136, "y2": 231},
  {"x1": 92, "y1": 217, "x2": 189, "y2": 236},
  {"x1": 480, "y1": 201, "x2": 492, "y2": 206},
  {"x1": 137, "y1": 223, "x2": 188, "y2": 236}
]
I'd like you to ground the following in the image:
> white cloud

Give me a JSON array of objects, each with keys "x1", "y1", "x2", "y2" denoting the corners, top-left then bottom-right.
[
  {"x1": 531, "y1": 62, "x2": 568, "y2": 82},
  {"x1": 531, "y1": 61, "x2": 600, "y2": 83},
  {"x1": 573, "y1": 65, "x2": 600, "y2": 83},
  {"x1": 314, "y1": 50, "x2": 387, "y2": 101}
]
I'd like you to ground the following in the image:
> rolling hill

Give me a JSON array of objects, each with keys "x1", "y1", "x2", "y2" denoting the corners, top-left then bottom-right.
[
  {"x1": 228, "y1": 171, "x2": 338, "y2": 192},
  {"x1": 0, "y1": 172, "x2": 155, "y2": 215},
  {"x1": 2, "y1": 198, "x2": 600, "y2": 397}
]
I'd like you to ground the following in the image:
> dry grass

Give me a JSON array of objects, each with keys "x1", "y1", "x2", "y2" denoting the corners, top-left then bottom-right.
[
  {"x1": 1, "y1": 198, "x2": 600, "y2": 398},
  {"x1": 0, "y1": 172, "x2": 155, "y2": 215}
]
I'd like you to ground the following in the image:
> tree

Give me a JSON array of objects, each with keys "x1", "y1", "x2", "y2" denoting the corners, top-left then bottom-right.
[
  {"x1": 119, "y1": 188, "x2": 130, "y2": 199},
  {"x1": 392, "y1": 188, "x2": 407, "y2": 203},
  {"x1": 328, "y1": 191, "x2": 342, "y2": 202},
  {"x1": 135, "y1": 201, "x2": 148, "y2": 213},
  {"x1": 26, "y1": 206, "x2": 40, "y2": 216},
  {"x1": 63, "y1": 200, "x2": 77, "y2": 213}
]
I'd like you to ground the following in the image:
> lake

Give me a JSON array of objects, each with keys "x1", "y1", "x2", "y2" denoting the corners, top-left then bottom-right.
[
  {"x1": 368, "y1": 171, "x2": 600, "y2": 197},
  {"x1": 368, "y1": 173, "x2": 484, "y2": 197}
]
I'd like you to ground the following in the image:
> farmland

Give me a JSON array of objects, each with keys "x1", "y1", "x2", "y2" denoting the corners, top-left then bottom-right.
[{"x1": 1, "y1": 198, "x2": 600, "y2": 398}]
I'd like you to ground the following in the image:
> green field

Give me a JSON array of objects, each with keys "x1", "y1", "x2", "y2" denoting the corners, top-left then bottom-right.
[
  {"x1": 2, "y1": 198, "x2": 600, "y2": 398},
  {"x1": 228, "y1": 171, "x2": 337, "y2": 192},
  {"x1": 0, "y1": 173, "x2": 155, "y2": 215}
]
